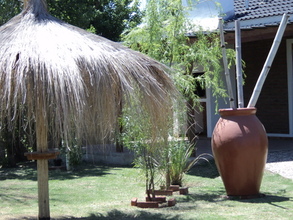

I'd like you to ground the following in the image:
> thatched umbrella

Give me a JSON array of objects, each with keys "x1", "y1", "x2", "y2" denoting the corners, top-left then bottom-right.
[{"x1": 0, "y1": 0, "x2": 178, "y2": 219}]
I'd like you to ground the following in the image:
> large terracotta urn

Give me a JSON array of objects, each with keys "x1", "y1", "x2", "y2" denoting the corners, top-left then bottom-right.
[{"x1": 212, "y1": 107, "x2": 268, "y2": 198}]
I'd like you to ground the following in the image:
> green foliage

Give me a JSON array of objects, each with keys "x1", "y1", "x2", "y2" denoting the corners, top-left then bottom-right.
[
  {"x1": 0, "y1": 0, "x2": 142, "y2": 41},
  {"x1": 167, "y1": 140, "x2": 195, "y2": 186},
  {"x1": 121, "y1": 0, "x2": 236, "y2": 190},
  {"x1": 0, "y1": 0, "x2": 22, "y2": 25},
  {"x1": 166, "y1": 139, "x2": 211, "y2": 186},
  {"x1": 67, "y1": 145, "x2": 82, "y2": 166},
  {"x1": 120, "y1": 104, "x2": 167, "y2": 197},
  {"x1": 91, "y1": 0, "x2": 142, "y2": 41},
  {"x1": 60, "y1": 139, "x2": 83, "y2": 167},
  {"x1": 0, "y1": 117, "x2": 33, "y2": 167},
  {"x1": 48, "y1": 0, "x2": 142, "y2": 41},
  {"x1": 122, "y1": 0, "x2": 235, "y2": 106},
  {"x1": 120, "y1": 102, "x2": 200, "y2": 189},
  {"x1": 47, "y1": 0, "x2": 96, "y2": 30}
]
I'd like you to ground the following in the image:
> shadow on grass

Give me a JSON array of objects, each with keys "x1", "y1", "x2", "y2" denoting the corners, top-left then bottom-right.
[
  {"x1": 176, "y1": 190, "x2": 291, "y2": 207},
  {"x1": 235, "y1": 193, "x2": 292, "y2": 209},
  {"x1": 188, "y1": 159, "x2": 219, "y2": 179},
  {"x1": 10, "y1": 210, "x2": 181, "y2": 220},
  {"x1": 0, "y1": 162, "x2": 38, "y2": 181},
  {"x1": 7, "y1": 194, "x2": 292, "y2": 220},
  {"x1": 85, "y1": 210, "x2": 181, "y2": 220},
  {"x1": 0, "y1": 189, "x2": 38, "y2": 206},
  {"x1": 176, "y1": 190, "x2": 226, "y2": 203},
  {"x1": 0, "y1": 162, "x2": 117, "y2": 181}
]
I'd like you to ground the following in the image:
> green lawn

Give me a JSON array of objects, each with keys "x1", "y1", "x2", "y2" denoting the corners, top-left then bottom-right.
[{"x1": 0, "y1": 160, "x2": 292, "y2": 220}]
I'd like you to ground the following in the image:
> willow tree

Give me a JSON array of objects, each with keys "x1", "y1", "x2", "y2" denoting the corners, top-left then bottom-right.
[
  {"x1": 0, "y1": 0, "x2": 179, "y2": 219},
  {"x1": 123, "y1": 0, "x2": 228, "y2": 106},
  {"x1": 123, "y1": 0, "x2": 231, "y2": 137},
  {"x1": 122, "y1": 0, "x2": 233, "y2": 187}
]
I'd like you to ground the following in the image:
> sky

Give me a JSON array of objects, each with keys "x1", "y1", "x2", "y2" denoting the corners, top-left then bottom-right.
[
  {"x1": 139, "y1": 0, "x2": 234, "y2": 30},
  {"x1": 187, "y1": 0, "x2": 234, "y2": 30}
]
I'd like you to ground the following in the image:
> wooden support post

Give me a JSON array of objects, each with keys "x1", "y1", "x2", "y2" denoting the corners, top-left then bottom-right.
[
  {"x1": 36, "y1": 97, "x2": 50, "y2": 220},
  {"x1": 24, "y1": 98, "x2": 59, "y2": 220},
  {"x1": 37, "y1": 159, "x2": 50, "y2": 220}
]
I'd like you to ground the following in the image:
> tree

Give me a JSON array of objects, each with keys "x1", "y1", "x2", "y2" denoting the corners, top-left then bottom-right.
[
  {"x1": 123, "y1": 0, "x2": 236, "y2": 142},
  {"x1": 0, "y1": 0, "x2": 142, "y2": 41},
  {"x1": 90, "y1": 0, "x2": 142, "y2": 41},
  {"x1": 47, "y1": 0, "x2": 96, "y2": 30},
  {"x1": 123, "y1": 0, "x2": 232, "y2": 107},
  {"x1": 122, "y1": 0, "x2": 235, "y2": 188},
  {"x1": 0, "y1": 0, "x2": 22, "y2": 25}
]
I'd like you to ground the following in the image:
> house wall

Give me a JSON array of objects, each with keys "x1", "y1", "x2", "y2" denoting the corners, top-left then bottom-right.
[
  {"x1": 206, "y1": 61, "x2": 236, "y2": 137},
  {"x1": 82, "y1": 144, "x2": 134, "y2": 166},
  {"x1": 241, "y1": 38, "x2": 289, "y2": 134},
  {"x1": 190, "y1": 33, "x2": 291, "y2": 137}
]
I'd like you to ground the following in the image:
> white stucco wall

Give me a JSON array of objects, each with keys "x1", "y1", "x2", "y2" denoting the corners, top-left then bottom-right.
[{"x1": 206, "y1": 66, "x2": 237, "y2": 137}]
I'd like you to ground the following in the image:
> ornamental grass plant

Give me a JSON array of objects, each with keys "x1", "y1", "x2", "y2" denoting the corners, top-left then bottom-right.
[{"x1": 167, "y1": 140, "x2": 212, "y2": 186}]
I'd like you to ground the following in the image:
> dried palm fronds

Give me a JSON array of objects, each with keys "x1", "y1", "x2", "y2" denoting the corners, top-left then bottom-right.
[{"x1": 0, "y1": 0, "x2": 179, "y2": 147}]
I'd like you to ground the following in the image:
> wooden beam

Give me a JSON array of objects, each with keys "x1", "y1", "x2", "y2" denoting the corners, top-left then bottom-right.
[
  {"x1": 25, "y1": 151, "x2": 59, "y2": 160},
  {"x1": 36, "y1": 96, "x2": 50, "y2": 220},
  {"x1": 37, "y1": 160, "x2": 49, "y2": 220},
  {"x1": 224, "y1": 24, "x2": 293, "y2": 44},
  {"x1": 24, "y1": 99, "x2": 60, "y2": 220}
]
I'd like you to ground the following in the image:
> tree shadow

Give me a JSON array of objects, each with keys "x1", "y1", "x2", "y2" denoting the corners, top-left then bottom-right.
[
  {"x1": 7, "y1": 192, "x2": 292, "y2": 220},
  {"x1": 84, "y1": 210, "x2": 182, "y2": 220},
  {"x1": 49, "y1": 163, "x2": 114, "y2": 180},
  {"x1": 0, "y1": 162, "x2": 38, "y2": 181},
  {"x1": 188, "y1": 159, "x2": 219, "y2": 179},
  {"x1": 9, "y1": 209, "x2": 182, "y2": 220},
  {"x1": 0, "y1": 187, "x2": 38, "y2": 206},
  {"x1": 0, "y1": 162, "x2": 116, "y2": 181},
  {"x1": 174, "y1": 190, "x2": 291, "y2": 208}
]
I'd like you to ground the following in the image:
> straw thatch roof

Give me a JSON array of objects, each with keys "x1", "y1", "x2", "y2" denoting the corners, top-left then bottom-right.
[{"x1": 0, "y1": 0, "x2": 179, "y2": 147}]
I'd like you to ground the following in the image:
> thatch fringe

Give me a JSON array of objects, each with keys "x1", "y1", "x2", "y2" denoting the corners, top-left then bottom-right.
[{"x1": 0, "y1": 0, "x2": 180, "y2": 148}]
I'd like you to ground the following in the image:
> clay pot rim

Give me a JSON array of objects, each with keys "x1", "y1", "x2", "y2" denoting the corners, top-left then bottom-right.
[{"x1": 218, "y1": 107, "x2": 256, "y2": 117}]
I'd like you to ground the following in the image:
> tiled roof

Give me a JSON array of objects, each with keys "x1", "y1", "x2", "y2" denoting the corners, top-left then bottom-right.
[
  {"x1": 234, "y1": 0, "x2": 293, "y2": 20},
  {"x1": 224, "y1": 0, "x2": 293, "y2": 30}
]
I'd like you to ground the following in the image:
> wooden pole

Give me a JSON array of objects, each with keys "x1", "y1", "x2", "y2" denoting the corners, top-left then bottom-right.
[
  {"x1": 247, "y1": 13, "x2": 289, "y2": 107},
  {"x1": 23, "y1": 0, "x2": 29, "y2": 8},
  {"x1": 219, "y1": 18, "x2": 235, "y2": 109},
  {"x1": 235, "y1": 20, "x2": 244, "y2": 108},
  {"x1": 36, "y1": 95, "x2": 50, "y2": 220}
]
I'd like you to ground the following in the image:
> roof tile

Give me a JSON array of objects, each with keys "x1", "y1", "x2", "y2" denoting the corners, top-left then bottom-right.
[
  {"x1": 224, "y1": 0, "x2": 293, "y2": 30},
  {"x1": 232, "y1": 0, "x2": 293, "y2": 21}
]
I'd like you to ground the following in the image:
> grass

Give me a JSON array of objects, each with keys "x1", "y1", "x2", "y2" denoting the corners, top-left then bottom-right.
[{"x1": 0, "y1": 160, "x2": 292, "y2": 220}]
